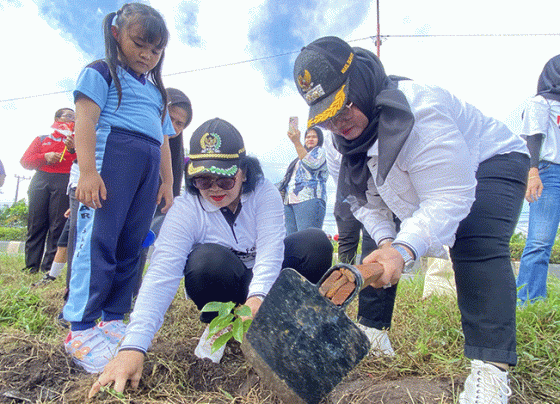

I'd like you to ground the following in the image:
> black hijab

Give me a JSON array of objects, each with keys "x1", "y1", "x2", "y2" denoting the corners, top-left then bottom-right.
[
  {"x1": 332, "y1": 48, "x2": 414, "y2": 206},
  {"x1": 537, "y1": 55, "x2": 560, "y2": 102}
]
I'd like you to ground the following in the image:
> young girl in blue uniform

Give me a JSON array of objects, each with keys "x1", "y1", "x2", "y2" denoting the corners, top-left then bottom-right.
[{"x1": 63, "y1": 3, "x2": 175, "y2": 374}]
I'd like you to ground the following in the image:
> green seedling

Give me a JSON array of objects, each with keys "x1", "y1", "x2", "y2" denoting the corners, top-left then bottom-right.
[
  {"x1": 100, "y1": 385, "x2": 126, "y2": 402},
  {"x1": 201, "y1": 301, "x2": 253, "y2": 353}
]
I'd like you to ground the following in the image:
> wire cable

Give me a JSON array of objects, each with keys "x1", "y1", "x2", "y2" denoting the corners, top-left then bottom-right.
[{"x1": 2, "y1": 32, "x2": 559, "y2": 103}]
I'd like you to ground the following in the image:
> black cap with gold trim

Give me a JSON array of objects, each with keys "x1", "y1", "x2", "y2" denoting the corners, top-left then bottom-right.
[
  {"x1": 187, "y1": 118, "x2": 246, "y2": 178},
  {"x1": 293, "y1": 36, "x2": 355, "y2": 128}
]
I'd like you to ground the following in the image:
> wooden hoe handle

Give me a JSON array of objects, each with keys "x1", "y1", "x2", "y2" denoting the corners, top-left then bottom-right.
[{"x1": 318, "y1": 263, "x2": 384, "y2": 305}]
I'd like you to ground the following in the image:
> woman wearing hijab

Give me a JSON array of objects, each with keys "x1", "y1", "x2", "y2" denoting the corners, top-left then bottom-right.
[
  {"x1": 278, "y1": 125, "x2": 329, "y2": 235},
  {"x1": 293, "y1": 36, "x2": 529, "y2": 403},
  {"x1": 516, "y1": 54, "x2": 560, "y2": 305}
]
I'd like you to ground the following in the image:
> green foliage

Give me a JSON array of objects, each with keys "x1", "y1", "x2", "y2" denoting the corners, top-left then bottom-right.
[
  {"x1": 0, "y1": 227, "x2": 26, "y2": 241},
  {"x1": 0, "y1": 200, "x2": 28, "y2": 228},
  {"x1": 510, "y1": 231, "x2": 560, "y2": 264},
  {"x1": 0, "y1": 254, "x2": 59, "y2": 336},
  {"x1": 509, "y1": 232, "x2": 526, "y2": 261},
  {"x1": 201, "y1": 301, "x2": 253, "y2": 353}
]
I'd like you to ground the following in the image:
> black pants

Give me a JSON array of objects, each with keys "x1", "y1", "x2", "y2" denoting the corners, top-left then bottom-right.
[
  {"x1": 183, "y1": 228, "x2": 333, "y2": 323},
  {"x1": 64, "y1": 187, "x2": 78, "y2": 296},
  {"x1": 357, "y1": 152, "x2": 528, "y2": 366},
  {"x1": 25, "y1": 170, "x2": 69, "y2": 272},
  {"x1": 133, "y1": 212, "x2": 165, "y2": 297},
  {"x1": 335, "y1": 201, "x2": 376, "y2": 265}
]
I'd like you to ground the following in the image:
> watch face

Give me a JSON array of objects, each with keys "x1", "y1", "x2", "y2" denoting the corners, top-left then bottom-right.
[{"x1": 403, "y1": 260, "x2": 415, "y2": 273}]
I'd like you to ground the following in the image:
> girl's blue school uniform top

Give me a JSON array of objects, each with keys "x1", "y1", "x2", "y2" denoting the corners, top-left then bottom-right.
[
  {"x1": 74, "y1": 60, "x2": 174, "y2": 150},
  {"x1": 63, "y1": 61, "x2": 174, "y2": 326}
]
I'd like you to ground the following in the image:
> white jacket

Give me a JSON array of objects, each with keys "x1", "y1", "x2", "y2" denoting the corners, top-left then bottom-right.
[
  {"x1": 121, "y1": 178, "x2": 285, "y2": 352},
  {"x1": 520, "y1": 95, "x2": 560, "y2": 164},
  {"x1": 328, "y1": 80, "x2": 529, "y2": 260}
]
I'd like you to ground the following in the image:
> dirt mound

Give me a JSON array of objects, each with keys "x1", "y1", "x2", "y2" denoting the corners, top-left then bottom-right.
[
  {"x1": 329, "y1": 375, "x2": 458, "y2": 403},
  {"x1": 1, "y1": 331, "x2": 459, "y2": 403}
]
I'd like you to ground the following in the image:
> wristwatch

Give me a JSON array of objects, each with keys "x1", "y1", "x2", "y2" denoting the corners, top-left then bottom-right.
[{"x1": 392, "y1": 244, "x2": 416, "y2": 273}]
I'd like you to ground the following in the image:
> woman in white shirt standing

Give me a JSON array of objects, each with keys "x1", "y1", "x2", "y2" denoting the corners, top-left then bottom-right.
[
  {"x1": 516, "y1": 54, "x2": 560, "y2": 305},
  {"x1": 293, "y1": 37, "x2": 529, "y2": 404},
  {"x1": 89, "y1": 118, "x2": 333, "y2": 397}
]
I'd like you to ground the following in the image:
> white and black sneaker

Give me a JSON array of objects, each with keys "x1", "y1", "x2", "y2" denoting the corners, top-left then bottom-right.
[{"x1": 459, "y1": 360, "x2": 512, "y2": 404}]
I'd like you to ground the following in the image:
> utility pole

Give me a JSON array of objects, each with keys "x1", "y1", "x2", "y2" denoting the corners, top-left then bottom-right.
[
  {"x1": 376, "y1": 0, "x2": 381, "y2": 57},
  {"x1": 14, "y1": 174, "x2": 30, "y2": 204}
]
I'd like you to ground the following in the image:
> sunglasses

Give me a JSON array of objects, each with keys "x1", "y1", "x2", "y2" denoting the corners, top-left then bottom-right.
[
  {"x1": 61, "y1": 112, "x2": 76, "y2": 120},
  {"x1": 192, "y1": 176, "x2": 237, "y2": 190}
]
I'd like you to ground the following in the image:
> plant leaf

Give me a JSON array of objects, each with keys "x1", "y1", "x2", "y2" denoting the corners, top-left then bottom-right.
[
  {"x1": 218, "y1": 302, "x2": 236, "y2": 316},
  {"x1": 211, "y1": 331, "x2": 232, "y2": 353},
  {"x1": 219, "y1": 388, "x2": 234, "y2": 400},
  {"x1": 243, "y1": 319, "x2": 253, "y2": 333},
  {"x1": 201, "y1": 301, "x2": 226, "y2": 312},
  {"x1": 232, "y1": 317, "x2": 244, "y2": 342},
  {"x1": 235, "y1": 304, "x2": 252, "y2": 318},
  {"x1": 209, "y1": 314, "x2": 234, "y2": 336},
  {"x1": 208, "y1": 316, "x2": 223, "y2": 336}
]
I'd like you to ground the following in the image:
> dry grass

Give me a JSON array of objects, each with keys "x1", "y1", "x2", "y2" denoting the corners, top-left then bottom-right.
[{"x1": 1, "y1": 252, "x2": 559, "y2": 403}]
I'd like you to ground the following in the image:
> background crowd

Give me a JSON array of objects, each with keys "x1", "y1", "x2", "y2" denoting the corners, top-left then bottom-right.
[{"x1": 2, "y1": 3, "x2": 559, "y2": 404}]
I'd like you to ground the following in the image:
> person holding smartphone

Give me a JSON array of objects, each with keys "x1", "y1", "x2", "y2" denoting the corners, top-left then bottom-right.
[{"x1": 277, "y1": 117, "x2": 329, "y2": 235}]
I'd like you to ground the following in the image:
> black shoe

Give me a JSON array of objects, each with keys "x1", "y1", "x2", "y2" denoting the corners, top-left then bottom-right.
[
  {"x1": 32, "y1": 274, "x2": 57, "y2": 287},
  {"x1": 22, "y1": 266, "x2": 40, "y2": 274}
]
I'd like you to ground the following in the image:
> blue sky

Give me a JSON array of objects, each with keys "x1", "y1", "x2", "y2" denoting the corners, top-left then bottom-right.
[
  {"x1": 1, "y1": 0, "x2": 559, "y2": 232},
  {"x1": 32, "y1": 0, "x2": 372, "y2": 92},
  {"x1": 247, "y1": 0, "x2": 370, "y2": 91},
  {"x1": 37, "y1": 0, "x2": 119, "y2": 59}
]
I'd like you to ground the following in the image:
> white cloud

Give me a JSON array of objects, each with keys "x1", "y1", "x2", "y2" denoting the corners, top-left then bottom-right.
[
  {"x1": 1, "y1": 0, "x2": 559, "y2": 235},
  {"x1": 0, "y1": 1, "x2": 87, "y2": 203}
]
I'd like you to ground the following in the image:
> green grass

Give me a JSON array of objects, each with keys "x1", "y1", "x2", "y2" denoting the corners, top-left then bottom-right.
[
  {"x1": 0, "y1": 254, "x2": 61, "y2": 337},
  {"x1": 1, "y1": 252, "x2": 559, "y2": 403}
]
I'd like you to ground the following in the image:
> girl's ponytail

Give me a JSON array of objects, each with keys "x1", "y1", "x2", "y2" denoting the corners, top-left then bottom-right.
[
  {"x1": 150, "y1": 55, "x2": 168, "y2": 124},
  {"x1": 103, "y1": 9, "x2": 124, "y2": 108},
  {"x1": 102, "y1": 3, "x2": 168, "y2": 119}
]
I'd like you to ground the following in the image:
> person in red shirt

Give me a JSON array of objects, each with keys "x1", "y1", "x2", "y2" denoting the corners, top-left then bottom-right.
[{"x1": 20, "y1": 108, "x2": 76, "y2": 274}]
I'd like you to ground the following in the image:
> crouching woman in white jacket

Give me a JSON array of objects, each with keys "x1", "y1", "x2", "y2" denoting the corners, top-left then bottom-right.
[{"x1": 89, "y1": 118, "x2": 333, "y2": 397}]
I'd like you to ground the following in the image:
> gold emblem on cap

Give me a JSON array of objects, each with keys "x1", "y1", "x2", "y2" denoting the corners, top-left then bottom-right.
[
  {"x1": 200, "y1": 132, "x2": 222, "y2": 154},
  {"x1": 187, "y1": 162, "x2": 205, "y2": 176},
  {"x1": 307, "y1": 85, "x2": 346, "y2": 127},
  {"x1": 297, "y1": 70, "x2": 313, "y2": 92}
]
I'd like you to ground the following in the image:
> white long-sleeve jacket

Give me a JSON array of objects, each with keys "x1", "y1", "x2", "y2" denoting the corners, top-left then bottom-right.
[
  {"x1": 520, "y1": 95, "x2": 560, "y2": 164},
  {"x1": 121, "y1": 178, "x2": 285, "y2": 353},
  {"x1": 327, "y1": 80, "x2": 528, "y2": 260}
]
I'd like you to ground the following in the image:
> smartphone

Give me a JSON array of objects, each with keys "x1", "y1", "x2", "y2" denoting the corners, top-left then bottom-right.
[{"x1": 289, "y1": 116, "x2": 298, "y2": 133}]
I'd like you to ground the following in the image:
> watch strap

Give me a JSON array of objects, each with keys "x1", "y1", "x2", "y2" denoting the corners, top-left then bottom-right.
[{"x1": 393, "y1": 244, "x2": 415, "y2": 273}]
